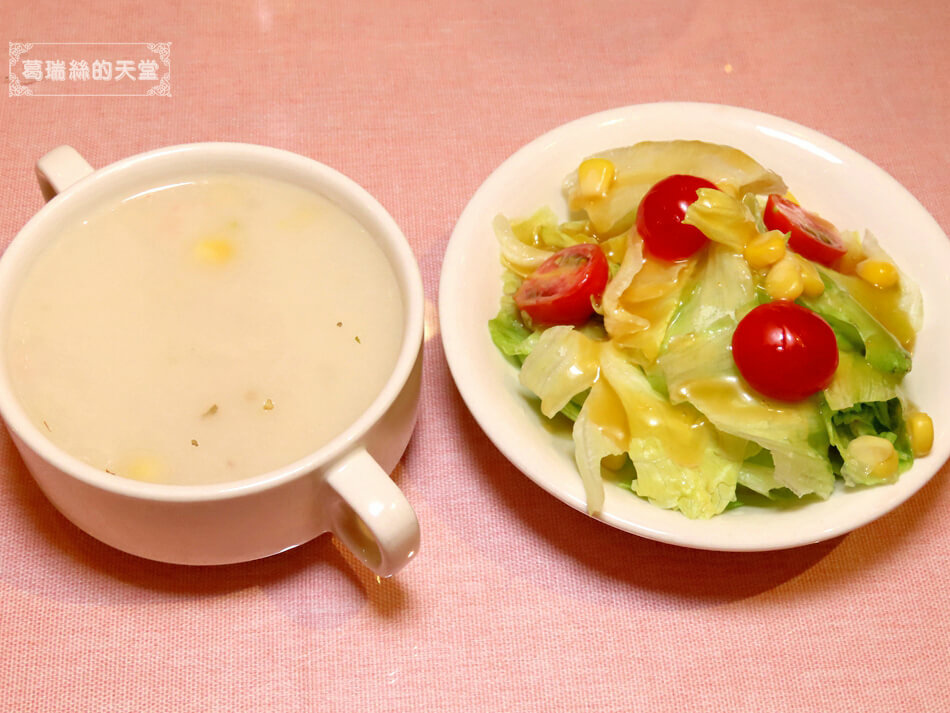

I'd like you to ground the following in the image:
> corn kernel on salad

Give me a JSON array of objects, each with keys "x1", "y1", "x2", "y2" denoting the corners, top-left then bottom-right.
[{"x1": 488, "y1": 140, "x2": 932, "y2": 519}]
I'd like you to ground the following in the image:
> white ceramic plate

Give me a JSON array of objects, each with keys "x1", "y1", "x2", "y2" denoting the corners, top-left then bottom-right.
[{"x1": 439, "y1": 102, "x2": 950, "y2": 551}]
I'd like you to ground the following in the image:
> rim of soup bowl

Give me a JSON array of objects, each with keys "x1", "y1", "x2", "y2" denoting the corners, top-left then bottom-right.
[{"x1": 0, "y1": 142, "x2": 425, "y2": 503}]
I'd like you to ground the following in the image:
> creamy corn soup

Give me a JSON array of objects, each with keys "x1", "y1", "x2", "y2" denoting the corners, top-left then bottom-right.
[{"x1": 5, "y1": 174, "x2": 405, "y2": 485}]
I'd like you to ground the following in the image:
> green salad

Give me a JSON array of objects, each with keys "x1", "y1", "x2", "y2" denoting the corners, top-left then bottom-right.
[{"x1": 489, "y1": 140, "x2": 933, "y2": 519}]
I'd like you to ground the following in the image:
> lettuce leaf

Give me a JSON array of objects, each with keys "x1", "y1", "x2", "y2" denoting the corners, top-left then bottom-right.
[
  {"x1": 822, "y1": 398, "x2": 913, "y2": 486},
  {"x1": 600, "y1": 233, "x2": 695, "y2": 364},
  {"x1": 682, "y1": 188, "x2": 761, "y2": 251},
  {"x1": 823, "y1": 349, "x2": 902, "y2": 412},
  {"x1": 488, "y1": 270, "x2": 538, "y2": 365},
  {"x1": 737, "y1": 462, "x2": 783, "y2": 498},
  {"x1": 488, "y1": 301, "x2": 538, "y2": 366},
  {"x1": 518, "y1": 328, "x2": 742, "y2": 518},
  {"x1": 741, "y1": 193, "x2": 768, "y2": 232},
  {"x1": 510, "y1": 207, "x2": 586, "y2": 252},
  {"x1": 562, "y1": 140, "x2": 787, "y2": 234},
  {"x1": 658, "y1": 321, "x2": 835, "y2": 499},
  {"x1": 493, "y1": 214, "x2": 555, "y2": 276},
  {"x1": 572, "y1": 377, "x2": 627, "y2": 514},
  {"x1": 665, "y1": 244, "x2": 757, "y2": 341},
  {"x1": 599, "y1": 343, "x2": 738, "y2": 518},
  {"x1": 490, "y1": 306, "x2": 594, "y2": 422},
  {"x1": 856, "y1": 230, "x2": 923, "y2": 344},
  {"x1": 519, "y1": 326, "x2": 601, "y2": 418},
  {"x1": 799, "y1": 267, "x2": 911, "y2": 375},
  {"x1": 819, "y1": 349, "x2": 912, "y2": 486}
]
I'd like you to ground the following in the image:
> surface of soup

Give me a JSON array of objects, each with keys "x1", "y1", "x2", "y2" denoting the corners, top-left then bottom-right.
[{"x1": 5, "y1": 173, "x2": 405, "y2": 485}]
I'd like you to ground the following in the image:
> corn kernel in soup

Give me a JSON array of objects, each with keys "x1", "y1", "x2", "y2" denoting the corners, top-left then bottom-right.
[{"x1": 5, "y1": 174, "x2": 405, "y2": 485}]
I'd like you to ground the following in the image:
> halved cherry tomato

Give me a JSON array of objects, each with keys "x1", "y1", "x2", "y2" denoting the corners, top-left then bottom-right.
[
  {"x1": 514, "y1": 243, "x2": 609, "y2": 325},
  {"x1": 731, "y1": 301, "x2": 839, "y2": 402},
  {"x1": 763, "y1": 194, "x2": 846, "y2": 267},
  {"x1": 636, "y1": 174, "x2": 718, "y2": 261}
]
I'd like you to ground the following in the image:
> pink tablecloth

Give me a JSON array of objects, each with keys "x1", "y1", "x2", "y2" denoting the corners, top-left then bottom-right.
[{"x1": 2, "y1": 2, "x2": 948, "y2": 711}]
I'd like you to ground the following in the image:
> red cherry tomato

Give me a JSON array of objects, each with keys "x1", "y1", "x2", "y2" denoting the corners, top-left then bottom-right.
[
  {"x1": 763, "y1": 194, "x2": 846, "y2": 267},
  {"x1": 731, "y1": 302, "x2": 839, "y2": 402},
  {"x1": 636, "y1": 174, "x2": 718, "y2": 261},
  {"x1": 514, "y1": 243, "x2": 609, "y2": 325}
]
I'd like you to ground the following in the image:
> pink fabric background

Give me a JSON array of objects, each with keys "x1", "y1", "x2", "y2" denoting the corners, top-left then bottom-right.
[{"x1": 2, "y1": 1, "x2": 949, "y2": 710}]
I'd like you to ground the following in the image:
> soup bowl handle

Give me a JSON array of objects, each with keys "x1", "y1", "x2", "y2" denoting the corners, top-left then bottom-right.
[
  {"x1": 35, "y1": 145, "x2": 95, "y2": 197},
  {"x1": 321, "y1": 447, "x2": 420, "y2": 577}
]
